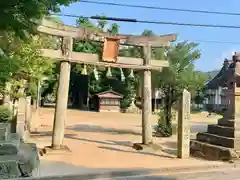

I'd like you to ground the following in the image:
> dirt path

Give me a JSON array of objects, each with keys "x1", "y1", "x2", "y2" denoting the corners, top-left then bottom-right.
[{"x1": 30, "y1": 108, "x2": 225, "y2": 177}]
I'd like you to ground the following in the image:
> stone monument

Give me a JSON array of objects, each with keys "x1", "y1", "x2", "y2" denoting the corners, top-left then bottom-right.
[
  {"x1": 0, "y1": 123, "x2": 39, "y2": 178},
  {"x1": 177, "y1": 89, "x2": 191, "y2": 158}
]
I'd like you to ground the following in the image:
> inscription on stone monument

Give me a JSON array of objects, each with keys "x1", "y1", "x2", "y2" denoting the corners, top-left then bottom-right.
[{"x1": 177, "y1": 89, "x2": 191, "y2": 158}]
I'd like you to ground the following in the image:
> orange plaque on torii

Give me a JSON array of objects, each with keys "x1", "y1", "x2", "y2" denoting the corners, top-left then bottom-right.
[{"x1": 102, "y1": 37, "x2": 120, "y2": 62}]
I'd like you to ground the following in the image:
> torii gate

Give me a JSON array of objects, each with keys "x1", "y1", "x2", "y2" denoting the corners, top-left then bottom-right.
[{"x1": 37, "y1": 19, "x2": 177, "y2": 150}]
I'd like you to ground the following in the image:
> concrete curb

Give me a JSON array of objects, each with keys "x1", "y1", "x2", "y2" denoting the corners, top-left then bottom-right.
[{"x1": 13, "y1": 162, "x2": 238, "y2": 180}]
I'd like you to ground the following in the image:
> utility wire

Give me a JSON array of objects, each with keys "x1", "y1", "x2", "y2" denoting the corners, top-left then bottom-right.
[
  {"x1": 190, "y1": 40, "x2": 240, "y2": 45},
  {"x1": 49, "y1": 13, "x2": 240, "y2": 45},
  {"x1": 52, "y1": 13, "x2": 240, "y2": 29},
  {"x1": 80, "y1": 0, "x2": 240, "y2": 16}
]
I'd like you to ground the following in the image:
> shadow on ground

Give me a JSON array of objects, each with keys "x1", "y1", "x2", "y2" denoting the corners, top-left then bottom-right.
[
  {"x1": 31, "y1": 122, "x2": 208, "y2": 159},
  {"x1": 65, "y1": 135, "x2": 134, "y2": 148},
  {"x1": 65, "y1": 134, "x2": 175, "y2": 158},
  {"x1": 98, "y1": 146, "x2": 175, "y2": 159},
  {"x1": 31, "y1": 123, "x2": 141, "y2": 137},
  {"x1": 22, "y1": 159, "x2": 176, "y2": 179},
  {"x1": 31, "y1": 131, "x2": 175, "y2": 159},
  {"x1": 32, "y1": 122, "x2": 207, "y2": 138},
  {"x1": 66, "y1": 124, "x2": 142, "y2": 136}
]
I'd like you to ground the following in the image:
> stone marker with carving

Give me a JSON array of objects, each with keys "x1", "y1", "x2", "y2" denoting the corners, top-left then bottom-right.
[{"x1": 177, "y1": 89, "x2": 191, "y2": 158}]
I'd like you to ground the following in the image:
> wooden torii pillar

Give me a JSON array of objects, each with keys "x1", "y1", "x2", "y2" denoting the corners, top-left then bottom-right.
[{"x1": 37, "y1": 19, "x2": 177, "y2": 150}]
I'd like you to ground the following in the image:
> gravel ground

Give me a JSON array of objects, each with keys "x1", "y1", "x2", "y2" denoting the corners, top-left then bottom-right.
[{"x1": 28, "y1": 109, "x2": 225, "y2": 180}]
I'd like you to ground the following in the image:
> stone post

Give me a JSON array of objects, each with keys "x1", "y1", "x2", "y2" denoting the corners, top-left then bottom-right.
[
  {"x1": 141, "y1": 44, "x2": 153, "y2": 144},
  {"x1": 17, "y1": 97, "x2": 26, "y2": 139},
  {"x1": 51, "y1": 37, "x2": 72, "y2": 149},
  {"x1": 25, "y1": 96, "x2": 32, "y2": 132},
  {"x1": 3, "y1": 82, "x2": 12, "y2": 108},
  {"x1": 177, "y1": 89, "x2": 191, "y2": 158},
  {"x1": 15, "y1": 80, "x2": 27, "y2": 139},
  {"x1": 36, "y1": 80, "x2": 41, "y2": 112},
  {"x1": 52, "y1": 61, "x2": 71, "y2": 149}
]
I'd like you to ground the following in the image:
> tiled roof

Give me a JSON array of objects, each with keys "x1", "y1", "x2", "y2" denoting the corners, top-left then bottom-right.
[{"x1": 205, "y1": 59, "x2": 234, "y2": 89}]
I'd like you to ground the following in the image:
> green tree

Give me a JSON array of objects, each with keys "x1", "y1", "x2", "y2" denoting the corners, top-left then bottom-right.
[
  {"x1": 154, "y1": 41, "x2": 207, "y2": 136},
  {"x1": 0, "y1": 13, "x2": 60, "y2": 97},
  {"x1": 0, "y1": 33, "x2": 54, "y2": 100},
  {"x1": 0, "y1": 0, "x2": 78, "y2": 38}
]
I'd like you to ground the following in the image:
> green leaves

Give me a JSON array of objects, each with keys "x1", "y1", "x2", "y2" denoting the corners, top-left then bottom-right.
[
  {"x1": 0, "y1": 31, "x2": 54, "y2": 100},
  {"x1": 0, "y1": 106, "x2": 12, "y2": 123},
  {"x1": 154, "y1": 41, "x2": 205, "y2": 96},
  {"x1": 154, "y1": 41, "x2": 207, "y2": 135},
  {"x1": 0, "y1": 0, "x2": 78, "y2": 38}
]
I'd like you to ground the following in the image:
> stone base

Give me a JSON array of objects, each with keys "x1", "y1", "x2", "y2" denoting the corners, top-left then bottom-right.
[
  {"x1": 196, "y1": 132, "x2": 233, "y2": 148},
  {"x1": 190, "y1": 140, "x2": 239, "y2": 161},
  {"x1": 132, "y1": 143, "x2": 163, "y2": 151},
  {"x1": 218, "y1": 118, "x2": 234, "y2": 127},
  {"x1": 39, "y1": 145, "x2": 71, "y2": 156},
  {"x1": 207, "y1": 124, "x2": 234, "y2": 138},
  {"x1": 126, "y1": 102, "x2": 141, "y2": 114},
  {"x1": 0, "y1": 160, "x2": 21, "y2": 179}
]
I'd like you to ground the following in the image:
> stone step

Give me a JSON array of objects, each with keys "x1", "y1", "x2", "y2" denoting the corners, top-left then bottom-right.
[
  {"x1": 207, "y1": 124, "x2": 234, "y2": 138},
  {"x1": 190, "y1": 139, "x2": 239, "y2": 161},
  {"x1": 0, "y1": 137, "x2": 21, "y2": 155},
  {"x1": 218, "y1": 118, "x2": 234, "y2": 127},
  {"x1": 0, "y1": 143, "x2": 40, "y2": 179},
  {"x1": 0, "y1": 159, "x2": 21, "y2": 179},
  {"x1": 196, "y1": 132, "x2": 234, "y2": 148},
  {"x1": 0, "y1": 143, "x2": 40, "y2": 178},
  {"x1": 18, "y1": 143, "x2": 40, "y2": 177}
]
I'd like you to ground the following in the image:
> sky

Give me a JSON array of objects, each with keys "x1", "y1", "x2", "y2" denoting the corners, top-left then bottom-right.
[{"x1": 59, "y1": 0, "x2": 240, "y2": 72}]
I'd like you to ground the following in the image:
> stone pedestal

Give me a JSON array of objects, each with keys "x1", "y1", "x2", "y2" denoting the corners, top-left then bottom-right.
[
  {"x1": 126, "y1": 100, "x2": 141, "y2": 114},
  {"x1": 0, "y1": 123, "x2": 39, "y2": 178},
  {"x1": 190, "y1": 91, "x2": 240, "y2": 161}
]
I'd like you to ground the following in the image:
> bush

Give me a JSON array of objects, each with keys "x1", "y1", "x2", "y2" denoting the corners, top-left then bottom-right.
[
  {"x1": 154, "y1": 123, "x2": 177, "y2": 137},
  {"x1": 154, "y1": 108, "x2": 178, "y2": 137},
  {"x1": 0, "y1": 106, "x2": 12, "y2": 123},
  {"x1": 155, "y1": 109, "x2": 172, "y2": 137}
]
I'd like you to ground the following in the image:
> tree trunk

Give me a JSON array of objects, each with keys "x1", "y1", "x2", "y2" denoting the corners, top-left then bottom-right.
[
  {"x1": 164, "y1": 86, "x2": 173, "y2": 136},
  {"x1": 156, "y1": 86, "x2": 175, "y2": 137},
  {"x1": 165, "y1": 104, "x2": 172, "y2": 135}
]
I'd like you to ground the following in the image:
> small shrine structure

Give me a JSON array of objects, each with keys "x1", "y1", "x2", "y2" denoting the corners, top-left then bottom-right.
[{"x1": 95, "y1": 90, "x2": 122, "y2": 112}]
